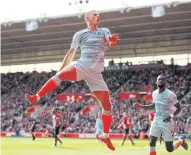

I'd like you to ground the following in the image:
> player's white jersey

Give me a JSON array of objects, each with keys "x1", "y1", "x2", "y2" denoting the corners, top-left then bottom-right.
[
  {"x1": 71, "y1": 28, "x2": 111, "y2": 72},
  {"x1": 152, "y1": 88, "x2": 179, "y2": 123}
]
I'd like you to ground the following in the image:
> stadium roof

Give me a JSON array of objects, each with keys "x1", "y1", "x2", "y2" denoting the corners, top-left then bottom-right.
[{"x1": 1, "y1": 2, "x2": 191, "y2": 66}]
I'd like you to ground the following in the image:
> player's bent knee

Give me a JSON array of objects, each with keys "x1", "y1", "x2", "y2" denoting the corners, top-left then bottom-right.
[
  {"x1": 166, "y1": 147, "x2": 174, "y2": 152},
  {"x1": 93, "y1": 91, "x2": 112, "y2": 111},
  {"x1": 165, "y1": 142, "x2": 174, "y2": 152},
  {"x1": 57, "y1": 66, "x2": 77, "y2": 81}
]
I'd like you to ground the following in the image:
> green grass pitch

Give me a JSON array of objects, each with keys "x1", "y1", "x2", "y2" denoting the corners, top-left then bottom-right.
[{"x1": 1, "y1": 137, "x2": 190, "y2": 155}]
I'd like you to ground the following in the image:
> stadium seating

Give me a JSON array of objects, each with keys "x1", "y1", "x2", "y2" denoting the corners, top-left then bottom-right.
[{"x1": 1, "y1": 65, "x2": 191, "y2": 135}]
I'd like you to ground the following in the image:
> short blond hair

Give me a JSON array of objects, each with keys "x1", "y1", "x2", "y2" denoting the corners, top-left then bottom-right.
[{"x1": 84, "y1": 10, "x2": 98, "y2": 20}]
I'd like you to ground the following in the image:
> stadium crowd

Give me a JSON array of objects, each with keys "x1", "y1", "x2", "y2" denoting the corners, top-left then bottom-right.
[{"x1": 1, "y1": 65, "x2": 191, "y2": 137}]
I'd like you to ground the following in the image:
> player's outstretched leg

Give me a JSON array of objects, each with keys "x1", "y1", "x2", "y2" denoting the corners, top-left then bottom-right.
[
  {"x1": 171, "y1": 135, "x2": 188, "y2": 151},
  {"x1": 128, "y1": 135, "x2": 135, "y2": 146},
  {"x1": 57, "y1": 136, "x2": 63, "y2": 146},
  {"x1": 165, "y1": 136, "x2": 188, "y2": 153},
  {"x1": 54, "y1": 137, "x2": 57, "y2": 147},
  {"x1": 53, "y1": 135, "x2": 62, "y2": 147},
  {"x1": 93, "y1": 91, "x2": 115, "y2": 151},
  {"x1": 120, "y1": 135, "x2": 126, "y2": 146},
  {"x1": 149, "y1": 136, "x2": 158, "y2": 155},
  {"x1": 25, "y1": 66, "x2": 77, "y2": 105}
]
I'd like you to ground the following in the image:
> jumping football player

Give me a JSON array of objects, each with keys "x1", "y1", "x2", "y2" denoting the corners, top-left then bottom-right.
[{"x1": 25, "y1": 10, "x2": 119, "y2": 151}]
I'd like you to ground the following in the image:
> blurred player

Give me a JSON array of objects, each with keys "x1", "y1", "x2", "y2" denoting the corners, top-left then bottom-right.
[
  {"x1": 44, "y1": 129, "x2": 51, "y2": 137},
  {"x1": 10, "y1": 117, "x2": 18, "y2": 133},
  {"x1": 25, "y1": 10, "x2": 119, "y2": 151},
  {"x1": 30, "y1": 118, "x2": 38, "y2": 141},
  {"x1": 134, "y1": 75, "x2": 188, "y2": 155},
  {"x1": 52, "y1": 108, "x2": 63, "y2": 147},
  {"x1": 117, "y1": 112, "x2": 135, "y2": 146},
  {"x1": 95, "y1": 114, "x2": 103, "y2": 144}
]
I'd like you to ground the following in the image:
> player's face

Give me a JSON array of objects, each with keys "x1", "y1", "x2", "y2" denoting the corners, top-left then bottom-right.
[
  {"x1": 86, "y1": 12, "x2": 100, "y2": 25},
  {"x1": 156, "y1": 75, "x2": 166, "y2": 88}
]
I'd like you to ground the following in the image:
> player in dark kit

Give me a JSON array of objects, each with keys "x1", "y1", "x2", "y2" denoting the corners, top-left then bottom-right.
[
  {"x1": 10, "y1": 117, "x2": 20, "y2": 135},
  {"x1": 52, "y1": 108, "x2": 63, "y2": 147},
  {"x1": 10, "y1": 118, "x2": 17, "y2": 131},
  {"x1": 117, "y1": 112, "x2": 135, "y2": 146},
  {"x1": 30, "y1": 119, "x2": 38, "y2": 140}
]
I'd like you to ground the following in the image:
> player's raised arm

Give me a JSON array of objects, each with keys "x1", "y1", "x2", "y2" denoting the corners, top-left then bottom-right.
[
  {"x1": 108, "y1": 33, "x2": 120, "y2": 48},
  {"x1": 104, "y1": 28, "x2": 120, "y2": 48},
  {"x1": 59, "y1": 48, "x2": 77, "y2": 71},
  {"x1": 59, "y1": 32, "x2": 81, "y2": 71},
  {"x1": 117, "y1": 121, "x2": 123, "y2": 129}
]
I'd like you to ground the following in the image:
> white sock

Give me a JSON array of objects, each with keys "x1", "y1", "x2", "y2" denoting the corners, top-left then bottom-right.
[
  {"x1": 36, "y1": 94, "x2": 40, "y2": 101},
  {"x1": 103, "y1": 133, "x2": 109, "y2": 138}
]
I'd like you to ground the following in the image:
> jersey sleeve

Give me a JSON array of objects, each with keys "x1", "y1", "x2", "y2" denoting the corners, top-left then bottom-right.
[
  {"x1": 169, "y1": 92, "x2": 179, "y2": 105},
  {"x1": 71, "y1": 32, "x2": 81, "y2": 49},
  {"x1": 103, "y1": 28, "x2": 111, "y2": 39}
]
